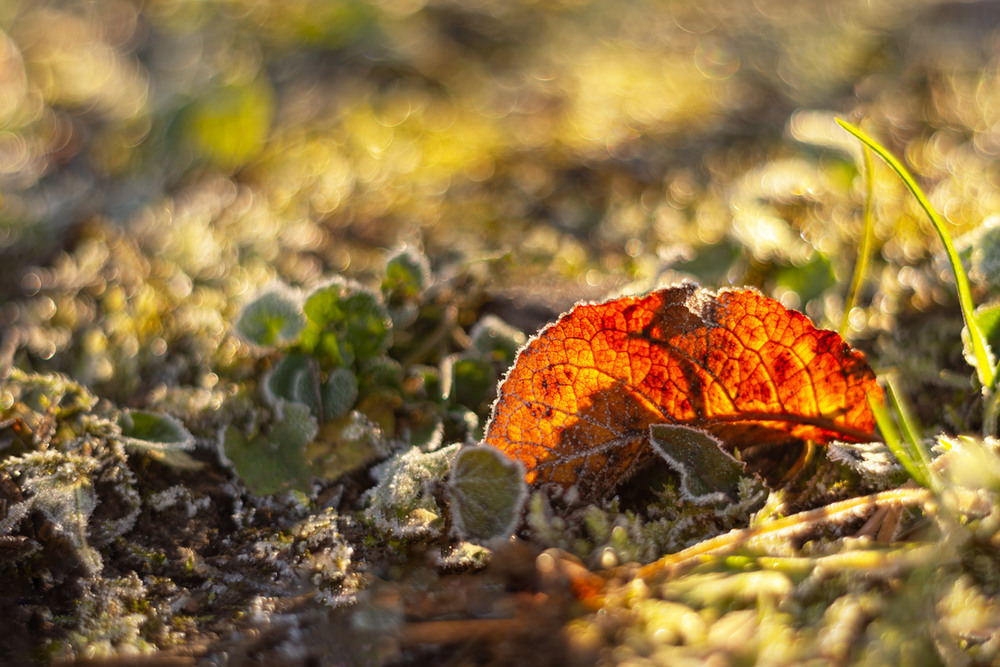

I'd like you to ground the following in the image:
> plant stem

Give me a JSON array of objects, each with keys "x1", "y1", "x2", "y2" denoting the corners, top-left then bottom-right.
[{"x1": 633, "y1": 486, "x2": 933, "y2": 581}]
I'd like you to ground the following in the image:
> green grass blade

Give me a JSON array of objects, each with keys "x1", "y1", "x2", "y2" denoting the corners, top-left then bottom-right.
[
  {"x1": 840, "y1": 146, "x2": 876, "y2": 338},
  {"x1": 869, "y1": 392, "x2": 930, "y2": 488},
  {"x1": 884, "y1": 376, "x2": 933, "y2": 477},
  {"x1": 836, "y1": 118, "x2": 996, "y2": 391}
]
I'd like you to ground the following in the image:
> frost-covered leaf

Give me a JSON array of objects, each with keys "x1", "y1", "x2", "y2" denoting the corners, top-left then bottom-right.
[
  {"x1": 7, "y1": 368, "x2": 98, "y2": 418},
  {"x1": 958, "y1": 215, "x2": 1000, "y2": 292},
  {"x1": 649, "y1": 424, "x2": 747, "y2": 504},
  {"x1": 469, "y1": 314, "x2": 526, "y2": 365},
  {"x1": 483, "y1": 285, "x2": 879, "y2": 497},
  {"x1": 1, "y1": 450, "x2": 102, "y2": 575},
  {"x1": 974, "y1": 302, "x2": 1000, "y2": 355},
  {"x1": 322, "y1": 367, "x2": 358, "y2": 421},
  {"x1": 827, "y1": 440, "x2": 906, "y2": 486},
  {"x1": 309, "y1": 411, "x2": 389, "y2": 480},
  {"x1": 940, "y1": 435, "x2": 1000, "y2": 492},
  {"x1": 300, "y1": 278, "x2": 391, "y2": 368},
  {"x1": 364, "y1": 443, "x2": 459, "y2": 538},
  {"x1": 443, "y1": 353, "x2": 496, "y2": 412},
  {"x1": 235, "y1": 285, "x2": 305, "y2": 349},
  {"x1": 223, "y1": 401, "x2": 318, "y2": 495},
  {"x1": 382, "y1": 246, "x2": 431, "y2": 300},
  {"x1": 119, "y1": 410, "x2": 194, "y2": 449},
  {"x1": 448, "y1": 444, "x2": 526, "y2": 542},
  {"x1": 265, "y1": 353, "x2": 322, "y2": 417},
  {"x1": 119, "y1": 410, "x2": 203, "y2": 470}
]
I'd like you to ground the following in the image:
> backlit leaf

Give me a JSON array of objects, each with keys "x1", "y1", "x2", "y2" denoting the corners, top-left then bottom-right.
[
  {"x1": 235, "y1": 286, "x2": 305, "y2": 349},
  {"x1": 483, "y1": 284, "x2": 882, "y2": 496},
  {"x1": 382, "y1": 246, "x2": 430, "y2": 300},
  {"x1": 300, "y1": 278, "x2": 391, "y2": 368}
]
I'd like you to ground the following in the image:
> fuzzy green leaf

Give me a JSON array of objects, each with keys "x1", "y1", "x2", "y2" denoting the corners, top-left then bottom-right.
[
  {"x1": 119, "y1": 411, "x2": 202, "y2": 470},
  {"x1": 364, "y1": 444, "x2": 459, "y2": 538},
  {"x1": 265, "y1": 353, "x2": 322, "y2": 417},
  {"x1": 382, "y1": 246, "x2": 430, "y2": 300},
  {"x1": 235, "y1": 286, "x2": 305, "y2": 349},
  {"x1": 448, "y1": 444, "x2": 526, "y2": 542},
  {"x1": 469, "y1": 315, "x2": 526, "y2": 366},
  {"x1": 300, "y1": 278, "x2": 391, "y2": 368},
  {"x1": 120, "y1": 410, "x2": 194, "y2": 447},
  {"x1": 223, "y1": 400, "x2": 317, "y2": 495},
  {"x1": 322, "y1": 367, "x2": 359, "y2": 421},
  {"x1": 445, "y1": 353, "x2": 496, "y2": 412},
  {"x1": 649, "y1": 424, "x2": 747, "y2": 504}
]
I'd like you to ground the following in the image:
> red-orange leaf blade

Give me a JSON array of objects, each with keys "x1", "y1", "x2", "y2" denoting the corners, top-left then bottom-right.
[{"x1": 483, "y1": 284, "x2": 882, "y2": 495}]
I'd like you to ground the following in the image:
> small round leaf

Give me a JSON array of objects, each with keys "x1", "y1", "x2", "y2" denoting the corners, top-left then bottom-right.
[
  {"x1": 448, "y1": 444, "x2": 526, "y2": 542},
  {"x1": 300, "y1": 278, "x2": 391, "y2": 367},
  {"x1": 322, "y1": 367, "x2": 358, "y2": 421},
  {"x1": 120, "y1": 410, "x2": 195, "y2": 449},
  {"x1": 265, "y1": 353, "x2": 322, "y2": 417},
  {"x1": 235, "y1": 286, "x2": 305, "y2": 349}
]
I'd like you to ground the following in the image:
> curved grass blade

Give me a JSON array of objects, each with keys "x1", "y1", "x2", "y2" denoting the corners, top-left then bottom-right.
[
  {"x1": 836, "y1": 118, "x2": 996, "y2": 391},
  {"x1": 841, "y1": 146, "x2": 876, "y2": 338},
  {"x1": 869, "y1": 389, "x2": 930, "y2": 489}
]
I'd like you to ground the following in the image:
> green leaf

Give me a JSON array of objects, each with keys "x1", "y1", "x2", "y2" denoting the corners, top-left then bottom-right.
[
  {"x1": 119, "y1": 410, "x2": 202, "y2": 470},
  {"x1": 382, "y1": 245, "x2": 431, "y2": 300},
  {"x1": 356, "y1": 356, "x2": 404, "y2": 393},
  {"x1": 120, "y1": 410, "x2": 194, "y2": 447},
  {"x1": 300, "y1": 278, "x2": 391, "y2": 368},
  {"x1": 974, "y1": 302, "x2": 1000, "y2": 352},
  {"x1": 382, "y1": 247, "x2": 430, "y2": 329},
  {"x1": 448, "y1": 445, "x2": 526, "y2": 542},
  {"x1": 444, "y1": 353, "x2": 496, "y2": 413},
  {"x1": 869, "y1": 391, "x2": 931, "y2": 489},
  {"x1": 322, "y1": 367, "x2": 358, "y2": 421},
  {"x1": 310, "y1": 411, "x2": 388, "y2": 480},
  {"x1": 469, "y1": 315, "x2": 526, "y2": 366},
  {"x1": 265, "y1": 353, "x2": 322, "y2": 417},
  {"x1": 223, "y1": 401, "x2": 317, "y2": 495},
  {"x1": 235, "y1": 286, "x2": 305, "y2": 349},
  {"x1": 648, "y1": 424, "x2": 748, "y2": 504},
  {"x1": 364, "y1": 444, "x2": 459, "y2": 538}
]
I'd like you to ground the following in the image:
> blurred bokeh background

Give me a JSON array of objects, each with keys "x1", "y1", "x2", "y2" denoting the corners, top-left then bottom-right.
[{"x1": 3, "y1": 0, "x2": 1000, "y2": 392}]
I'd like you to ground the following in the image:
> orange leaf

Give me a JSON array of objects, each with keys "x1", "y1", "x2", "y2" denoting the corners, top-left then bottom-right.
[{"x1": 483, "y1": 284, "x2": 883, "y2": 496}]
